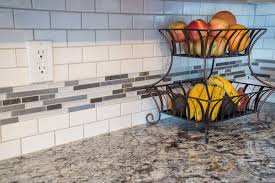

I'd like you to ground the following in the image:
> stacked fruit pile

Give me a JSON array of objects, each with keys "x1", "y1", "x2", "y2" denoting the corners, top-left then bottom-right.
[
  {"x1": 167, "y1": 11, "x2": 250, "y2": 56},
  {"x1": 170, "y1": 76, "x2": 249, "y2": 122}
]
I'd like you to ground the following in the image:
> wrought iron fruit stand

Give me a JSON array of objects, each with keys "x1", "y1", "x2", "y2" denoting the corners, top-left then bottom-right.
[{"x1": 145, "y1": 28, "x2": 274, "y2": 143}]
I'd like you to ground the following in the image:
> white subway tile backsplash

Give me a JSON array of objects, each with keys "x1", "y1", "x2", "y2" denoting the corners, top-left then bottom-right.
[
  {"x1": 54, "y1": 65, "x2": 69, "y2": 81},
  {"x1": 34, "y1": 30, "x2": 67, "y2": 47},
  {"x1": 96, "y1": 0, "x2": 120, "y2": 13},
  {"x1": 256, "y1": 4, "x2": 275, "y2": 15},
  {"x1": 121, "y1": 30, "x2": 143, "y2": 44},
  {"x1": 121, "y1": 0, "x2": 143, "y2": 14},
  {"x1": 133, "y1": 15, "x2": 154, "y2": 29},
  {"x1": 83, "y1": 46, "x2": 109, "y2": 62},
  {"x1": 55, "y1": 125, "x2": 83, "y2": 145},
  {"x1": 39, "y1": 114, "x2": 70, "y2": 133},
  {"x1": 0, "y1": 30, "x2": 33, "y2": 48},
  {"x1": 142, "y1": 98, "x2": 158, "y2": 111},
  {"x1": 66, "y1": 0, "x2": 95, "y2": 12},
  {"x1": 109, "y1": 115, "x2": 131, "y2": 132},
  {"x1": 69, "y1": 63, "x2": 97, "y2": 80},
  {"x1": 0, "y1": 9, "x2": 13, "y2": 28},
  {"x1": 132, "y1": 110, "x2": 157, "y2": 126},
  {"x1": 1, "y1": 119, "x2": 38, "y2": 141},
  {"x1": 22, "y1": 132, "x2": 55, "y2": 154},
  {"x1": 70, "y1": 108, "x2": 96, "y2": 126},
  {"x1": 143, "y1": 57, "x2": 162, "y2": 71},
  {"x1": 199, "y1": 3, "x2": 216, "y2": 15},
  {"x1": 68, "y1": 30, "x2": 95, "y2": 47},
  {"x1": 154, "y1": 43, "x2": 170, "y2": 57},
  {"x1": 0, "y1": 0, "x2": 31, "y2": 8},
  {"x1": 121, "y1": 100, "x2": 142, "y2": 115},
  {"x1": 121, "y1": 59, "x2": 143, "y2": 74},
  {"x1": 0, "y1": 49, "x2": 16, "y2": 68},
  {"x1": 183, "y1": 2, "x2": 200, "y2": 15},
  {"x1": 133, "y1": 44, "x2": 154, "y2": 58},
  {"x1": 109, "y1": 14, "x2": 132, "y2": 29},
  {"x1": 164, "y1": 0, "x2": 183, "y2": 15},
  {"x1": 97, "y1": 104, "x2": 120, "y2": 121},
  {"x1": 97, "y1": 61, "x2": 121, "y2": 77},
  {"x1": 53, "y1": 47, "x2": 82, "y2": 64},
  {"x1": 144, "y1": 30, "x2": 162, "y2": 43},
  {"x1": 263, "y1": 39, "x2": 275, "y2": 49},
  {"x1": 266, "y1": 15, "x2": 275, "y2": 27},
  {"x1": 84, "y1": 120, "x2": 109, "y2": 137},
  {"x1": 154, "y1": 15, "x2": 174, "y2": 29},
  {"x1": 51, "y1": 12, "x2": 81, "y2": 29},
  {"x1": 0, "y1": 140, "x2": 21, "y2": 161},
  {"x1": 254, "y1": 16, "x2": 266, "y2": 27},
  {"x1": 14, "y1": 10, "x2": 50, "y2": 29},
  {"x1": 109, "y1": 45, "x2": 132, "y2": 60},
  {"x1": 82, "y1": 13, "x2": 108, "y2": 29},
  {"x1": 144, "y1": 0, "x2": 164, "y2": 14},
  {"x1": 32, "y1": 0, "x2": 65, "y2": 10},
  {"x1": 0, "y1": 68, "x2": 28, "y2": 87},
  {"x1": 16, "y1": 49, "x2": 28, "y2": 67},
  {"x1": 96, "y1": 30, "x2": 120, "y2": 45}
]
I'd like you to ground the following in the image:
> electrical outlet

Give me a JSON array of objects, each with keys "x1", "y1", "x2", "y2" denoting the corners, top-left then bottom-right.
[{"x1": 26, "y1": 41, "x2": 53, "y2": 83}]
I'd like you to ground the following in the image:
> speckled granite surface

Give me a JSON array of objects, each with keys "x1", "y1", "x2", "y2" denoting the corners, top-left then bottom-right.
[{"x1": 0, "y1": 105, "x2": 275, "y2": 183}]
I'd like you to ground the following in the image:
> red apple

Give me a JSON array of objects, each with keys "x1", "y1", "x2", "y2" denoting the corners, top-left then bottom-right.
[
  {"x1": 186, "y1": 19, "x2": 208, "y2": 41},
  {"x1": 208, "y1": 18, "x2": 228, "y2": 38}
]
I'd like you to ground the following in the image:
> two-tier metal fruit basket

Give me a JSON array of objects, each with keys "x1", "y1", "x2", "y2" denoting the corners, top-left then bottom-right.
[{"x1": 145, "y1": 28, "x2": 274, "y2": 143}]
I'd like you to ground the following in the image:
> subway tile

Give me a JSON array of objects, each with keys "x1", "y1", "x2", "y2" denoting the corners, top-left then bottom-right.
[
  {"x1": 121, "y1": 30, "x2": 143, "y2": 44},
  {"x1": 82, "y1": 13, "x2": 108, "y2": 29},
  {"x1": 105, "y1": 74, "x2": 128, "y2": 81},
  {"x1": 164, "y1": 0, "x2": 183, "y2": 15},
  {"x1": 53, "y1": 47, "x2": 82, "y2": 64},
  {"x1": 32, "y1": 0, "x2": 65, "y2": 10},
  {"x1": 66, "y1": 0, "x2": 94, "y2": 12},
  {"x1": 43, "y1": 94, "x2": 87, "y2": 105},
  {"x1": 199, "y1": 2, "x2": 216, "y2": 15},
  {"x1": 40, "y1": 94, "x2": 55, "y2": 100},
  {"x1": 132, "y1": 109, "x2": 158, "y2": 126},
  {"x1": 97, "y1": 103, "x2": 120, "y2": 120},
  {"x1": 121, "y1": 100, "x2": 142, "y2": 115},
  {"x1": 109, "y1": 115, "x2": 132, "y2": 132},
  {"x1": 22, "y1": 132, "x2": 55, "y2": 154},
  {"x1": 121, "y1": 59, "x2": 143, "y2": 74},
  {"x1": 121, "y1": 0, "x2": 143, "y2": 14},
  {"x1": 74, "y1": 82, "x2": 100, "y2": 90},
  {"x1": 109, "y1": 14, "x2": 132, "y2": 29},
  {"x1": 109, "y1": 45, "x2": 132, "y2": 60},
  {"x1": 0, "y1": 140, "x2": 21, "y2": 161},
  {"x1": 84, "y1": 120, "x2": 109, "y2": 138},
  {"x1": 83, "y1": 46, "x2": 109, "y2": 62},
  {"x1": 144, "y1": 30, "x2": 162, "y2": 43},
  {"x1": 1, "y1": 119, "x2": 38, "y2": 141},
  {"x1": 142, "y1": 98, "x2": 158, "y2": 111},
  {"x1": 0, "y1": 87, "x2": 12, "y2": 94},
  {"x1": 22, "y1": 96, "x2": 39, "y2": 103},
  {"x1": 144, "y1": 0, "x2": 164, "y2": 14},
  {"x1": 34, "y1": 30, "x2": 67, "y2": 47},
  {"x1": 11, "y1": 106, "x2": 46, "y2": 116},
  {"x1": 65, "y1": 80, "x2": 79, "y2": 87},
  {"x1": 0, "y1": 68, "x2": 29, "y2": 87},
  {"x1": 154, "y1": 43, "x2": 170, "y2": 57},
  {"x1": 140, "y1": 71, "x2": 149, "y2": 76},
  {"x1": 7, "y1": 88, "x2": 58, "y2": 99},
  {"x1": 95, "y1": 0, "x2": 120, "y2": 13},
  {"x1": 0, "y1": 49, "x2": 16, "y2": 68},
  {"x1": 96, "y1": 30, "x2": 120, "y2": 46},
  {"x1": 47, "y1": 104, "x2": 62, "y2": 111},
  {"x1": 133, "y1": 15, "x2": 154, "y2": 29},
  {"x1": 97, "y1": 61, "x2": 121, "y2": 77},
  {"x1": 122, "y1": 83, "x2": 132, "y2": 88},
  {"x1": 183, "y1": 2, "x2": 201, "y2": 15},
  {"x1": 266, "y1": 15, "x2": 275, "y2": 26},
  {"x1": 103, "y1": 93, "x2": 126, "y2": 101},
  {"x1": 14, "y1": 10, "x2": 50, "y2": 29},
  {"x1": 53, "y1": 65, "x2": 68, "y2": 82},
  {"x1": 68, "y1": 30, "x2": 95, "y2": 47},
  {"x1": 70, "y1": 108, "x2": 96, "y2": 126},
  {"x1": 0, "y1": 117, "x2": 19, "y2": 125},
  {"x1": 55, "y1": 125, "x2": 83, "y2": 145},
  {"x1": 0, "y1": 30, "x2": 33, "y2": 48},
  {"x1": 15, "y1": 49, "x2": 28, "y2": 67},
  {"x1": 69, "y1": 63, "x2": 97, "y2": 80},
  {"x1": 154, "y1": 15, "x2": 174, "y2": 29},
  {"x1": 113, "y1": 89, "x2": 124, "y2": 94},
  {"x1": 0, "y1": 0, "x2": 31, "y2": 8},
  {"x1": 38, "y1": 113, "x2": 69, "y2": 133},
  {"x1": 0, "y1": 104, "x2": 25, "y2": 113},
  {"x1": 68, "y1": 103, "x2": 95, "y2": 113},
  {"x1": 90, "y1": 97, "x2": 103, "y2": 103},
  {"x1": 101, "y1": 78, "x2": 134, "y2": 86},
  {"x1": 51, "y1": 12, "x2": 81, "y2": 29},
  {"x1": 133, "y1": 44, "x2": 154, "y2": 58},
  {"x1": 3, "y1": 98, "x2": 21, "y2": 106},
  {"x1": 0, "y1": 9, "x2": 13, "y2": 28}
]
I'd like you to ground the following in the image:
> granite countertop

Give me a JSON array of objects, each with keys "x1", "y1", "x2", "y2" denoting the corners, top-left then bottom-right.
[{"x1": 1, "y1": 105, "x2": 275, "y2": 183}]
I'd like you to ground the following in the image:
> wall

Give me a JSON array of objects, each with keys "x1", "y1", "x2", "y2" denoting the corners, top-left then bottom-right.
[{"x1": 0, "y1": 0, "x2": 255, "y2": 161}]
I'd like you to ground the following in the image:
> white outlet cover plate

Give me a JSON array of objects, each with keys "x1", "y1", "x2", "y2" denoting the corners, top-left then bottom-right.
[{"x1": 26, "y1": 41, "x2": 53, "y2": 83}]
